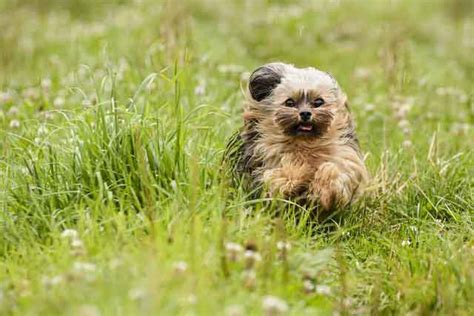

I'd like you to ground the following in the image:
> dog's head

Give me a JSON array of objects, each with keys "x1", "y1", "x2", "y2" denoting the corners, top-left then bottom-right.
[{"x1": 245, "y1": 63, "x2": 347, "y2": 138}]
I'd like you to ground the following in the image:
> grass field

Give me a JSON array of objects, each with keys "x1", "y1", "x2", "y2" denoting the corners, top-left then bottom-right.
[{"x1": 0, "y1": 0, "x2": 473, "y2": 315}]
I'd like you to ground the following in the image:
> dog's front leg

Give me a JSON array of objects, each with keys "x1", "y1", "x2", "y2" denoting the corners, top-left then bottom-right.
[
  {"x1": 262, "y1": 165, "x2": 309, "y2": 198},
  {"x1": 309, "y1": 161, "x2": 362, "y2": 210}
]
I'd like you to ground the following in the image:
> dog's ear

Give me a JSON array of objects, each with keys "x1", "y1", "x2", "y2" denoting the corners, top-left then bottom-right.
[{"x1": 248, "y1": 63, "x2": 285, "y2": 102}]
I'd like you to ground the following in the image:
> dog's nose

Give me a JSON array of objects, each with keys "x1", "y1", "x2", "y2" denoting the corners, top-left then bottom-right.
[{"x1": 299, "y1": 111, "x2": 312, "y2": 121}]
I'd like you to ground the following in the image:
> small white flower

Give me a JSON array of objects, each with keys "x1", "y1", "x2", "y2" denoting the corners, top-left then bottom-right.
[
  {"x1": 402, "y1": 140, "x2": 413, "y2": 149},
  {"x1": 0, "y1": 91, "x2": 13, "y2": 104},
  {"x1": 262, "y1": 295, "x2": 289, "y2": 316},
  {"x1": 53, "y1": 96, "x2": 65, "y2": 108},
  {"x1": 365, "y1": 103, "x2": 375, "y2": 112},
  {"x1": 23, "y1": 87, "x2": 39, "y2": 100},
  {"x1": 170, "y1": 180, "x2": 177, "y2": 191},
  {"x1": 396, "y1": 107, "x2": 409, "y2": 119},
  {"x1": 42, "y1": 275, "x2": 64, "y2": 288},
  {"x1": 61, "y1": 229, "x2": 79, "y2": 239},
  {"x1": 218, "y1": 64, "x2": 244, "y2": 74},
  {"x1": 276, "y1": 241, "x2": 291, "y2": 252},
  {"x1": 73, "y1": 261, "x2": 97, "y2": 274},
  {"x1": 173, "y1": 261, "x2": 188, "y2": 274},
  {"x1": 82, "y1": 99, "x2": 92, "y2": 107},
  {"x1": 353, "y1": 67, "x2": 371, "y2": 79},
  {"x1": 77, "y1": 304, "x2": 101, "y2": 316},
  {"x1": 315, "y1": 285, "x2": 331, "y2": 295},
  {"x1": 194, "y1": 81, "x2": 206, "y2": 96},
  {"x1": 128, "y1": 287, "x2": 147, "y2": 301},
  {"x1": 401, "y1": 240, "x2": 411, "y2": 246},
  {"x1": 38, "y1": 124, "x2": 48, "y2": 136},
  {"x1": 398, "y1": 119, "x2": 410, "y2": 129},
  {"x1": 244, "y1": 250, "x2": 262, "y2": 269},
  {"x1": 109, "y1": 258, "x2": 123, "y2": 269},
  {"x1": 41, "y1": 78, "x2": 52, "y2": 91},
  {"x1": 71, "y1": 238, "x2": 84, "y2": 249},
  {"x1": 458, "y1": 94, "x2": 468, "y2": 103},
  {"x1": 225, "y1": 242, "x2": 243, "y2": 262},
  {"x1": 9, "y1": 119, "x2": 20, "y2": 128},
  {"x1": 225, "y1": 304, "x2": 243, "y2": 316},
  {"x1": 303, "y1": 280, "x2": 315, "y2": 293},
  {"x1": 185, "y1": 294, "x2": 197, "y2": 305}
]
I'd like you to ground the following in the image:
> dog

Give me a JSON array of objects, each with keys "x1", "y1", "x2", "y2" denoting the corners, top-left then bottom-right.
[{"x1": 225, "y1": 62, "x2": 369, "y2": 211}]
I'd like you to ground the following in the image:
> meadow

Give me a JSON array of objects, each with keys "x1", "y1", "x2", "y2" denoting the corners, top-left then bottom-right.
[{"x1": 0, "y1": 0, "x2": 473, "y2": 315}]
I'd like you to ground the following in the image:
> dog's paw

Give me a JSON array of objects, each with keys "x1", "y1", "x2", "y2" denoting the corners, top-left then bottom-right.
[
  {"x1": 309, "y1": 162, "x2": 353, "y2": 210},
  {"x1": 262, "y1": 168, "x2": 306, "y2": 198}
]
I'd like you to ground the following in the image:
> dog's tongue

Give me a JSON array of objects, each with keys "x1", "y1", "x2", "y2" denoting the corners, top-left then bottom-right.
[{"x1": 299, "y1": 125, "x2": 313, "y2": 131}]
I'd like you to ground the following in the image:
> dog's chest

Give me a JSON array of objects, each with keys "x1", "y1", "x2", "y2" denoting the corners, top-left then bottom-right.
[{"x1": 258, "y1": 138, "x2": 332, "y2": 170}]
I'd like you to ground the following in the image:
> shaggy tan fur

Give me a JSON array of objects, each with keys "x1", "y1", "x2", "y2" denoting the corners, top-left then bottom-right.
[{"x1": 230, "y1": 63, "x2": 368, "y2": 211}]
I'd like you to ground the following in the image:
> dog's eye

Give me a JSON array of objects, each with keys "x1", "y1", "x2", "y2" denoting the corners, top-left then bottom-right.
[
  {"x1": 284, "y1": 98, "x2": 295, "y2": 107},
  {"x1": 312, "y1": 98, "x2": 325, "y2": 107}
]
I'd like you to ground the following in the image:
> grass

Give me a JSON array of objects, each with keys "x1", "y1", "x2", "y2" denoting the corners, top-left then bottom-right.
[{"x1": 0, "y1": 0, "x2": 473, "y2": 315}]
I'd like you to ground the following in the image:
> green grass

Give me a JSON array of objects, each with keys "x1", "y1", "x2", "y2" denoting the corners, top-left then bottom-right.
[{"x1": 0, "y1": 0, "x2": 473, "y2": 315}]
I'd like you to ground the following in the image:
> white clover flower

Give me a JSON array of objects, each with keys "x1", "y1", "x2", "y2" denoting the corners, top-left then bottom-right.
[
  {"x1": 218, "y1": 64, "x2": 244, "y2": 74},
  {"x1": 38, "y1": 124, "x2": 48, "y2": 136},
  {"x1": 73, "y1": 261, "x2": 97, "y2": 274},
  {"x1": 185, "y1": 294, "x2": 197, "y2": 305},
  {"x1": 244, "y1": 250, "x2": 262, "y2": 269},
  {"x1": 401, "y1": 240, "x2": 411, "y2": 246},
  {"x1": 194, "y1": 80, "x2": 206, "y2": 96},
  {"x1": 77, "y1": 304, "x2": 101, "y2": 316},
  {"x1": 82, "y1": 99, "x2": 92, "y2": 108},
  {"x1": 128, "y1": 287, "x2": 147, "y2": 301},
  {"x1": 225, "y1": 242, "x2": 243, "y2": 262},
  {"x1": 315, "y1": 285, "x2": 331, "y2": 295},
  {"x1": 53, "y1": 96, "x2": 65, "y2": 108},
  {"x1": 173, "y1": 261, "x2": 188, "y2": 274},
  {"x1": 402, "y1": 140, "x2": 413, "y2": 149},
  {"x1": 225, "y1": 304, "x2": 244, "y2": 316},
  {"x1": 365, "y1": 103, "x2": 375, "y2": 112},
  {"x1": 9, "y1": 119, "x2": 20, "y2": 128},
  {"x1": 170, "y1": 180, "x2": 177, "y2": 191},
  {"x1": 61, "y1": 229, "x2": 79, "y2": 240},
  {"x1": 109, "y1": 258, "x2": 123, "y2": 269},
  {"x1": 397, "y1": 119, "x2": 410, "y2": 129},
  {"x1": 70, "y1": 238, "x2": 84, "y2": 249},
  {"x1": 0, "y1": 91, "x2": 13, "y2": 104},
  {"x1": 303, "y1": 280, "x2": 315, "y2": 293},
  {"x1": 353, "y1": 67, "x2": 371, "y2": 79},
  {"x1": 41, "y1": 78, "x2": 52, "y2": 91},
  {"x1": 23, "y1": 87, "x2": 39, "y2": 100},
  {"x1": 276, "y1": 241, "x2": 291, "y2": 252},
  {"x1": 42, "y1": 275, "x2": 64, "y2": 288},
  {"x1": 262, "y1": 295, "x2": 289, "y2": 316}
]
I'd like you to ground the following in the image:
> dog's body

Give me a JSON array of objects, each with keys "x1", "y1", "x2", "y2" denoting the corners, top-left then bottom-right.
[{"x1": 226, "y1": 63, "x2": 368, "y2": 211}]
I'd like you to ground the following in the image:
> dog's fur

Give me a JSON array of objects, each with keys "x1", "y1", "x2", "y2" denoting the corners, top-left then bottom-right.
[{"x1": 225, "y1": 63, "x2": 368, "y2": 211}]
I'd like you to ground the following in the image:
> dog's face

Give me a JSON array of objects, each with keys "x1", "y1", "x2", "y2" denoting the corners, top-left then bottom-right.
[{"x1": 246, "y1": 63, "x2": 346, "y2": 138}]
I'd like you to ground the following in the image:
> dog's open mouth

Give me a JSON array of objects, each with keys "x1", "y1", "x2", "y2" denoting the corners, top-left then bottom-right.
[{"x1": 297, "y1": 123, "x2": 313, "y2": 132}]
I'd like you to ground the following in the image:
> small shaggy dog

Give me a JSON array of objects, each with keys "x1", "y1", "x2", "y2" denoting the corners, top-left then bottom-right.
[{"x1": 225, "y1": 63, "x2": 369, "y2": 211}]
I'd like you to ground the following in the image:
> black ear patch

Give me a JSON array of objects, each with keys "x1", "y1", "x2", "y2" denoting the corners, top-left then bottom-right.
[{"x1": 249, "y1": 66, "x2": 282, "y2": 101}]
